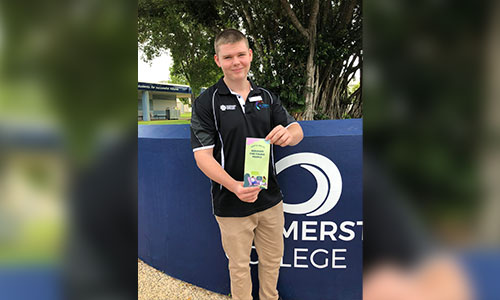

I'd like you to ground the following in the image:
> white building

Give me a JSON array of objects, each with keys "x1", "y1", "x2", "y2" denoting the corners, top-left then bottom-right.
[{"x1": 138, "y1": 82, "x2": 192, "y2": 121}]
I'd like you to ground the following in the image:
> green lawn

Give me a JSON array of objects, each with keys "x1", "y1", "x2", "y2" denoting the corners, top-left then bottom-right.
[
  {"x1": 138, "y1": 119, "x2": 190, "y2": 125},
  {"x1": 139, "y1": 112, "x2": 191, "y2": 125}
]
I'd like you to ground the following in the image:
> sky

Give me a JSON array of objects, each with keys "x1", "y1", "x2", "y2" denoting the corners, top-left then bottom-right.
[{"x1": 138, "y1": 49, "x2": 172, "y2": 83}]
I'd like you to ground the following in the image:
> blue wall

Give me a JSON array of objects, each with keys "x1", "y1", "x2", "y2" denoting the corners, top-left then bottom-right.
[{"x1": 138, "y1": 119, "x2": 362, "y2": 300}]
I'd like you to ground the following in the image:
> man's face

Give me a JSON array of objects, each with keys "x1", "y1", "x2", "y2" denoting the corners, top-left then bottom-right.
[{"x1": 214, "y1": 40, "x2": 253, "y2": 82}]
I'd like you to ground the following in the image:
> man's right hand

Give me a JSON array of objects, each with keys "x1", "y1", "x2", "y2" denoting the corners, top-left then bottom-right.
[
  {"x1": 194, "y1": 149, "x2": 262, "y2": 203},
  {"x1": 229, "y1": 181, "x2": 262, "y2": 203}
]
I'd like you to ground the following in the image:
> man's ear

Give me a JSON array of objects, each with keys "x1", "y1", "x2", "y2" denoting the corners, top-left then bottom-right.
[
  {"x1": 214, "y1": 54, "x2": 221, "y2": 67},
  {"x1": 249, "y1": 48, "x2": 253, "y2": 62}
]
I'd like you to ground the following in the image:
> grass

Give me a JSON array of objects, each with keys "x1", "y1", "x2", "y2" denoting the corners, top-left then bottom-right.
[
  {"x1": 138, "y1": 112, "x2": 191, "y2": 125},
  {"x1": 138, "y1": 120, "x2": 190, "y2": 125}
]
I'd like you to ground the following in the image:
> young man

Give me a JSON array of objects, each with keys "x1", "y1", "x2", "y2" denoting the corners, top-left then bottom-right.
[{"x1": 190, "y1": 29, "x2": 303, "y2": 300}]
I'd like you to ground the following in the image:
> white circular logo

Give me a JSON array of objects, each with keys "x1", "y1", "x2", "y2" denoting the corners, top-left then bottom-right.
[
  {"x1": 220, "y1": 105, "x2": 226, "y2": 111},
  {"x1": 276, "y1": 152, "x2": 342, "y2": 216}
]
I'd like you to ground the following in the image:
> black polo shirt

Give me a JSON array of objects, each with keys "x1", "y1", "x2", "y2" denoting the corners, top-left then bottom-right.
[{"x1": 190, "y1": 77, "x2": 297, "y2": 217}]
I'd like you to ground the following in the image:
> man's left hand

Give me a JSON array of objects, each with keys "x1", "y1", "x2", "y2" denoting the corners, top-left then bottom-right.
[{"x1": 265, "y1": 125, "x2": 292, "y2": 147}]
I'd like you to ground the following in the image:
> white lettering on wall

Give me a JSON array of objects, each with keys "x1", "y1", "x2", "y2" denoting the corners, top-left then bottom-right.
[
  {"x1": 283, "y1": 221, "x2": 298, "y2": 240},
  {"x1": 294, "y1": 248, "x2": 309, "y2": 268},
  {"x1": 301, "y1": 221, "x2": 317, "y2": 241},
  {"x1": 320, "y1": 221, "x2": 338, "y2": 241},
  {"x1": 339, "y1": 221, "x2": 356, "y2": 241},
  {"x1": 310, "y1": 249, "x2": 329, "y2": 269},
  {"x1": 332, "y1": 249, "x2": 347, "y2": 269}
]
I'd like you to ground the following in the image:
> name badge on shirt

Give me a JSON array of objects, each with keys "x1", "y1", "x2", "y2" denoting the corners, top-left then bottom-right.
[{"x1": 248, "y1": 96, "x2": 263, "y2": 102}]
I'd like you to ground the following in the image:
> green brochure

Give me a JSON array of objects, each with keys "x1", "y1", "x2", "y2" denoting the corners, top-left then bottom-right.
[{"x1": 243, "y1": 138, "x2": 270, "y2": 189}]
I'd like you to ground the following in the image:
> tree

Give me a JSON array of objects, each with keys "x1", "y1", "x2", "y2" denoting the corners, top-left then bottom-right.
[
  {"x1": 280, "y1": 0, "x2": 320, "y2": 120},
  {"x1": 277, "y1": 0, "x2": 362, "y2": 120},
  {"x1": 217, "y1": 0, "x2": 362, "y2": 120},
  {"x1": 138, "y1": 0, "x2": 230, "y2": 97},
  {"x1": 138, "y1": 0, "x2": 362, "y2": 120},
  {"x1": 166, "y1": 68, "x2": 189, "y2": 86}
]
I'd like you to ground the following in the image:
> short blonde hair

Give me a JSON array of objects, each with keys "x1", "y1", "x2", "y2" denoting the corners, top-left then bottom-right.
[{"x1": 214, "y1": 29, "x2": 249, "y2": 54}]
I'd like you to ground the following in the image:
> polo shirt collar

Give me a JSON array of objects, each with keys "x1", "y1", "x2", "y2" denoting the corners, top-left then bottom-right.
[{"x1": 216, "y1": 77, "x2": 261, "y2": 95}]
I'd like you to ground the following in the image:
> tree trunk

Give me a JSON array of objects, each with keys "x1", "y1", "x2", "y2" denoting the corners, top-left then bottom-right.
[
  {"x1": 304, "y1": 42, "x2": 316, "y2": 120},
  {"x1": 280, "y1": 0, "x2": 319, "y2": 120}
]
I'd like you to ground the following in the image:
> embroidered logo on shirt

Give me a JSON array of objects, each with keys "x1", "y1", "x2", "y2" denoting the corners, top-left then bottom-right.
[
  {"x1": 255, "y1": 100, "x2": 270, "y2": 110},
  {"x1": 220, "y1": 104, "x2": 237, "y2": 111}
]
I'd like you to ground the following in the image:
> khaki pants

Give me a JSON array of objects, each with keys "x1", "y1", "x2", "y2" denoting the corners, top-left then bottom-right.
[{"x1": 216, "y1": 201, "x2": 284, "y2": 300}]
